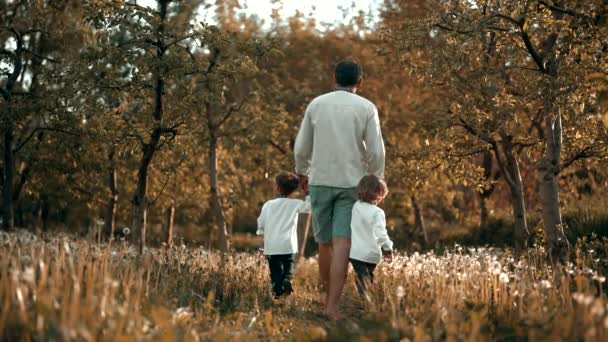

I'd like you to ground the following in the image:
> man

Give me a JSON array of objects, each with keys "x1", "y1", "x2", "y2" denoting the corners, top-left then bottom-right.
[{"x1": 294, "y1": 61, "x2": 385, "y2": 320}]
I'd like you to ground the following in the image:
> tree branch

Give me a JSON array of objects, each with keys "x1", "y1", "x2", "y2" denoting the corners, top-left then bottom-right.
[
  {"x1": 125, "y1": 3, "x2": 161, "y2": 16},
  {"x1": 13, "y1": 127, "x2": 79, "y2": 154},
  {"x1": 560, "y1": 147, "x2": 594, "y2": 172},
  {"x1": 0, "y1": 48, "x2": 15, "y2": 57},
  {"x1": 491, "y1": 143, "x2": 517, "y2": 189},
  {"x1": 486, "y1": 13, "x2": 523, "y2": 27},
  {"x1": 156, "y1": 122, "x2": 184, "y2": 150},
  {"x1": 537, "y1": 1, "x2": 595, "y2": 22},
  {"x1": 128, "y1": 132, "x2": 147, "y2": 147},
  {"x1": 512, "y1": 141, "x2": 538, "y2": 149},
  {"x1": 23, "y1": 29, "x2": 48, "y2": 36},
  {"x1": 457, "y1": 117, "x2": 496, "y2": 145},
  {"x1": 206, "y1": 48, "x2": 221, "y2": 75},
  {"x1": 13, "y1": 129, "x2": 39, "y2": 154},
  {"x1": 165, "y1": 33, "x2": 200, "y2": 49},
  {"x1": 520, "y1": 27, "x2": 547, "y2": 73},
  {"x1": 515, "y1": 109, "x2": 544, "y2": 155},
  {"x1": 486, "y1": 25, "x2": 512, "y2": 33},
  {"x1": 444, "y1": 148, "x2": 487, "y2": 159},
  {"x1": 149, "y1": 175, "x2": 171, "y2": 205},
  {"x1": 23, "y1": 49, "x2": 60, "y2": 63},
  {"x1": 268, "y1": 139, "x2": 288, "y2": 155},
  {"x1": 216, "y1": 97, "x2": 249, "y2": 129},
  {"x1": 149, "y1": 156, "x2": 186, "y2": 205},
  {"x1": 434, "y1": 23, "x2": 476, "y2": 34},
  {"x1": 0, "y1": 26, "x2": 20, "y2": 38}
]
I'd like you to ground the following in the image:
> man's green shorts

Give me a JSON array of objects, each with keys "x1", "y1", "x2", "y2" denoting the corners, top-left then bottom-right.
[{"x1": 309, "y1": 185, "x2": 357, "y2": 243}]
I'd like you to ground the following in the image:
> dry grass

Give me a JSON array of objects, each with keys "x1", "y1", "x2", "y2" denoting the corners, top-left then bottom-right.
[{"x1": 1, "y1": 230, "x2": 607, "y2": 341}]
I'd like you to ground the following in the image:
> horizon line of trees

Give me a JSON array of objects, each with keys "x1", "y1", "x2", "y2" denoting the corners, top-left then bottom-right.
[{"x1": 1, "y1": 0, "x2": 607, "y2": 260}]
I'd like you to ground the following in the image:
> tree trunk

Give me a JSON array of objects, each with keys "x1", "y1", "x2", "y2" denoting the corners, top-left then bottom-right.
[
  {"x1": 509, "y1": 180, "x2": 528, "y2": 252},
  {"x1": 132, "y1": 142, "x2": 157, "y2": 255},
  {"x1": 164, "y1": 204, "x2": 175, "y2": 247},
  {"x1": 208, "y1": 133, "x2": 230, "y2": 252},
  {"x1": 15, "y1": 205, "x2": 24, "y2": 227},
  {"x1": 411, "y1": 194, "x2": 429, "y2": 247},
  {"x1": 35, "y1": 202, "x2": 43, "y2": 234},
  {"x1": 478, "y1": 150, "x2": 496, "y2": 228},
  {"x1": 505, "y1": 154, "x2": 529, "y2": 252},
  {"x1": 131, "y1": 0, "x2": 169, "y2": 254},
  {"x1": 13, "y1": 128, "x2": 44, "y2": 209},
  {"x1": 104, "y1": 149, "x2": 118, "y2": 241},
  {"x1": 494, "y1": 142, "x2": 529, "y2": 253},
  {"x1": 35, "y1": 193, "x2": 49, "y2": 233},
  {"x1": 13, "y1": 163, "x2": 31, "y2": 205},
  {"x1": 538, "y1": 105, "x2": 569, "y2": 262},
  {"x1": 3, "y1": 125, "x2": 15, "y2": 231},
  {"x1": 479, "y1": 197, "x2": 489, "y2": 228},
  {"x1": 1, "y1": 36, "x2": 22, "y2": 232}
]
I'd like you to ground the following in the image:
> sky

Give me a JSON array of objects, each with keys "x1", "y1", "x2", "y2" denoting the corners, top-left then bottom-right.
[
  {"x1": 1, "y1": 0, "x2": 380, "y2": 92},
  {"x1": 138, "y1": 0, "x2": 380, "y2": 27},
  {"x1": 238, "y1": 0, "x2": 378, "y2": 25}
]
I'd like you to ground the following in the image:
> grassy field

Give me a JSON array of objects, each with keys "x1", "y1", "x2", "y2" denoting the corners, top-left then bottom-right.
[{"x1": 1, "y1": 230, "x2": 608, "y2": 341}]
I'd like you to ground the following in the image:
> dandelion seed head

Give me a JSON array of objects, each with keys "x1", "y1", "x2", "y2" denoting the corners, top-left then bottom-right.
[
  {"x1": 499, "y1": 273, "x2": 509, "y2": 284},
  {"x1": 429, "y1": 27, "x2": 439, "y2": 38},
  {"x1": 396, "y1": 285, "x2": 405, "y2": 298}
]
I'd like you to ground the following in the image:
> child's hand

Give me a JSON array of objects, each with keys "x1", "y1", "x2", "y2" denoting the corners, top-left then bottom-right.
[
  {"x1": 298, "y1": 175, "x2": 309, "y2": 193},
  {"x1": 382, "y1": 250, "x2": 393, "y2": 263}
]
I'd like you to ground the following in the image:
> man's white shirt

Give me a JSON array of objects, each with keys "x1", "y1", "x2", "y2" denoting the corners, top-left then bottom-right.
[
  {"x1": 350, "y1": 200, "x2": 393, "y2": 264},
  {"x1": 294, "y1": 90, "x2": 385, "y2": 188},
  {"x1": 257, "y1": 197, "x2": 310, "y2": 255}
]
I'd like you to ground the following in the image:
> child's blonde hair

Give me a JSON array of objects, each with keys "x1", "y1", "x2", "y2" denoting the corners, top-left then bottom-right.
[{"x1": 356, "y1": 175, "x2": 388, "y2": 203}]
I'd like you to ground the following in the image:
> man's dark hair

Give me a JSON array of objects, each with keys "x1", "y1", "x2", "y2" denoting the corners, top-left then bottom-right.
[
  {"x1": 335, "y1": 61, "x2": 363, "y2": 87},
  {"x1": 275, "y1": 172, "x2": 300, "y2": 197}
]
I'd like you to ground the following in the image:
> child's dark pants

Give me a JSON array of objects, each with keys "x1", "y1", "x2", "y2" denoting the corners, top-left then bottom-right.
[
  {"x1": 350, "y1": 258, "x2": 377, "y2": 297},
  {"x1": 267, "y1": 254, "x2": 295, "y2": 297}
]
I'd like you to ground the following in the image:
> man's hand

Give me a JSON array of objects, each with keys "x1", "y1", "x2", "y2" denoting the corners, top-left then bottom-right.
[
  {"x1": 298, "y1": 175, "x2": 309, "y2": 193},
  {"x1": 382, "y1": 249, "x2": 393, "y2": 263}
]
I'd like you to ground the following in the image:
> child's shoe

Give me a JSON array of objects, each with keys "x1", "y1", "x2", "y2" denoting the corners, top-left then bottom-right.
[{"x1": 283, "y1": 279, "x2": 293, "y2": 296}]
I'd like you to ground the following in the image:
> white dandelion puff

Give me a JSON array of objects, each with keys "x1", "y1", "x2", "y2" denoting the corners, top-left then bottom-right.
[
  {"x1": 396, "y1": 286, "x2": 405, "y2": 298},
  {"x1": 499, "y1": 273, "x2": 510, "y2": 284}
]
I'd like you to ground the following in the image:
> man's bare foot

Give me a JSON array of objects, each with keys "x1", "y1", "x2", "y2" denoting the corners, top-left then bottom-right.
[
  {"x1": 318, "y1": 291, "x2": 328, "y2": 306},
  {"x1": 324, "y1": 308, "x2": 343, "y2": 322}
]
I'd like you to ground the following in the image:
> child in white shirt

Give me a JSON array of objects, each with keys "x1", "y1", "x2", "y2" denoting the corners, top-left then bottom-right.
[
  {"x1": 257, "y1": 172, "x2": 310, "y2": 298},
  {"x1": 350, "y1": 174, "x2": 393, "y2": 298}
]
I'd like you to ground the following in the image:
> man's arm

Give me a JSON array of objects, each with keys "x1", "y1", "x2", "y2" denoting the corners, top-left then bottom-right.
[
  {"x1": 364, "y1": 106, "x2": 385, "y2": 178},
  {"x1": 294, "y1": 103, "x2": 314, "y2": 184}
]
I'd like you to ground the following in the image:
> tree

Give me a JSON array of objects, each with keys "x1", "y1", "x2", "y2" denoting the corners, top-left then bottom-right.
[
  {"x1": 1, "y1": 0, "x2": 87, "y2": 230},
  {"x1": 85, "y1": 0, "x2": 203, "y2": 253},
  {"x1": 190, "y1": 22, "x2": 279, "y2": 251},
  {"x1": 384, "y1": 0, "x2": 608, "y2": 258}
]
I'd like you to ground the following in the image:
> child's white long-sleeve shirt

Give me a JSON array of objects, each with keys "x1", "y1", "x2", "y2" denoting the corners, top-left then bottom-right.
[
  {"x1": 257, "y1": 197, "x2": 310, "y2": 255},
  {"x1": 350, "y1": 200, "x2": 393, "y2": 264}
]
